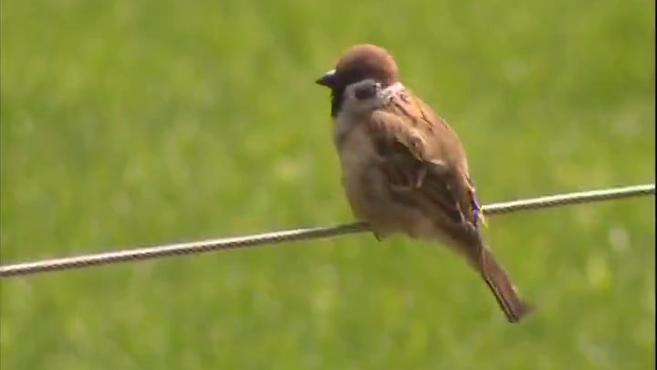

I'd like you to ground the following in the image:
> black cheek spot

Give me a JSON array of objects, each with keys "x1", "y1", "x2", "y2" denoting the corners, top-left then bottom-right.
[{"x1": 355, "y1": 85, "x2": 376, "y2": 100}]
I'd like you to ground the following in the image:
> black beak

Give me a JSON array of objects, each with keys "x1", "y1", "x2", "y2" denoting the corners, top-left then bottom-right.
[{"x1": 315, "y1": 69, "x2": 337, "y2": 88}]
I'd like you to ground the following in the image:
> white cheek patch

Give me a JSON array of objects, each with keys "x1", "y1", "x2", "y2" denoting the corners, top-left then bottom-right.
[
  {"x1": 381, "y1": 82, "x2": 405, "y2": 102},
  {"x1": 342, "y1": 79, "x2": 380, "y2": 111},
  {"x1": 340, "y1": 81, "x2": 407, "y2": 119},
  {"x1": 345, "y1": 79, "x2": 377, "y2": 99}
]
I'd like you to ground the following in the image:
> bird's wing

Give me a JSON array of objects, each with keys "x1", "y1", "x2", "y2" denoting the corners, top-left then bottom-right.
[
  {"x1": 368, "y1": 89, "x2": 530, "y2": 323},
  {"x1": 368, "y1": 89, "x2": 483, "y2": 230}
]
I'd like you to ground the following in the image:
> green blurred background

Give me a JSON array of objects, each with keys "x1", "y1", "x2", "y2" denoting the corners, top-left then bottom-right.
[{"x1": 1, "y1": 1, "x2": 654, "y2": 369}]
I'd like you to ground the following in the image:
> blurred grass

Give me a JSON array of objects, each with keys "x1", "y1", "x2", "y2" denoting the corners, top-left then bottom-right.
[{"x1": 0, "y1": 0, "x2": 654, "y2": 369}]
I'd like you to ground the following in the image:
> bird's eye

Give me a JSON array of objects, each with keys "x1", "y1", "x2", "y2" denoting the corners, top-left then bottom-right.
[{"x1": 354, "y1": 84, "x2": 377, "y2": 100}]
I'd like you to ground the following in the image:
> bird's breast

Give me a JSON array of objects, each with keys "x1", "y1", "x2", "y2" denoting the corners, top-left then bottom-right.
[
  {"x1": 334, "y1": 114, "x2": 378, "y2": 177},
  {"x1": 333, "y1": 112, "x2": 442, "y2": 239},
  {"x1": 334, "y1": 115, "x2": 410, "y2": 234}
]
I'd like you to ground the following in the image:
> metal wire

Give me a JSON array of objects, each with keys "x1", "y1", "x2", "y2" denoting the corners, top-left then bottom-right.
[{"x1": 1, "y1": 184, "x2": 653, "y2": 279}]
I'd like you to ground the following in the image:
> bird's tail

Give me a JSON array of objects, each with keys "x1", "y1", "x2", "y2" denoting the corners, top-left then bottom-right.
[{"x1": 478, "y1": 247, "x2": 532, "y2": 323}]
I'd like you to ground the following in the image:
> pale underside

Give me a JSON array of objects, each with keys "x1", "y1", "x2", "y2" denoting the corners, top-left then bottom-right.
[
  {"x1": 335, "y1": 81, "x2": 482, "y2": 253},
  {"x1": 331, "y1": 79, "x2": 529, "y2": 323}
]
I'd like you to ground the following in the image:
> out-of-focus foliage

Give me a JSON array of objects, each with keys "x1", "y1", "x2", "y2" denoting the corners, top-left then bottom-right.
[{"x1": 1, "y1": 1, "x2": 654, "y2": 369}]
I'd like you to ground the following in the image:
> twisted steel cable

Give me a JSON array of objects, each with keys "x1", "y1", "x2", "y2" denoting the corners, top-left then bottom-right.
[{"x1": 1, "y1": 184, "x2": 653, "y2": 278}]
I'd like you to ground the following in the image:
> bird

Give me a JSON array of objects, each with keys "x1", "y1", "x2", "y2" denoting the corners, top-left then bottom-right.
[{"x1": 315, "y1": 44, "x2": 531, "y2": 323}]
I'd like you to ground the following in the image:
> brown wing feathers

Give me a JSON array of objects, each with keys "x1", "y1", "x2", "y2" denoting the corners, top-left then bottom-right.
[{"x1": 369, "y1": 91, "x2": 530, "y2": 323}]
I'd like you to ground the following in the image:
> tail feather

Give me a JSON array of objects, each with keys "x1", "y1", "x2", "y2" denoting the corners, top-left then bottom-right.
[
  {"x1": 436, "y1": 222, "x2": 531, "y2": 322},
  {"x1": 479, "y1": 248, "x2": 532, "y2": 323}
]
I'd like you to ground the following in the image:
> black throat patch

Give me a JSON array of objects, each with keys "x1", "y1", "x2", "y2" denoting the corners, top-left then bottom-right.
[{"x1": 330, "y1": 87, "x2": 345, "y2": 117}]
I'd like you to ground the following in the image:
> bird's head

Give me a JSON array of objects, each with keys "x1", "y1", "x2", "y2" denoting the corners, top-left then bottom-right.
[{"x1": 316, "y1": 44, "x2": 400, "y2": 116}]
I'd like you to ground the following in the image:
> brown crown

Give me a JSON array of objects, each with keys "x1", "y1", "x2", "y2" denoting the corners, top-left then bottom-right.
[{"x1": 332, "y1": 44, "x2": 399, "y2": 89}]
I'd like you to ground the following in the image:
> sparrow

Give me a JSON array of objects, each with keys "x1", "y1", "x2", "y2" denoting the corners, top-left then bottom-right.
[{"x1": 316, "y1": 44, "x2": 531, "y2": 323}]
